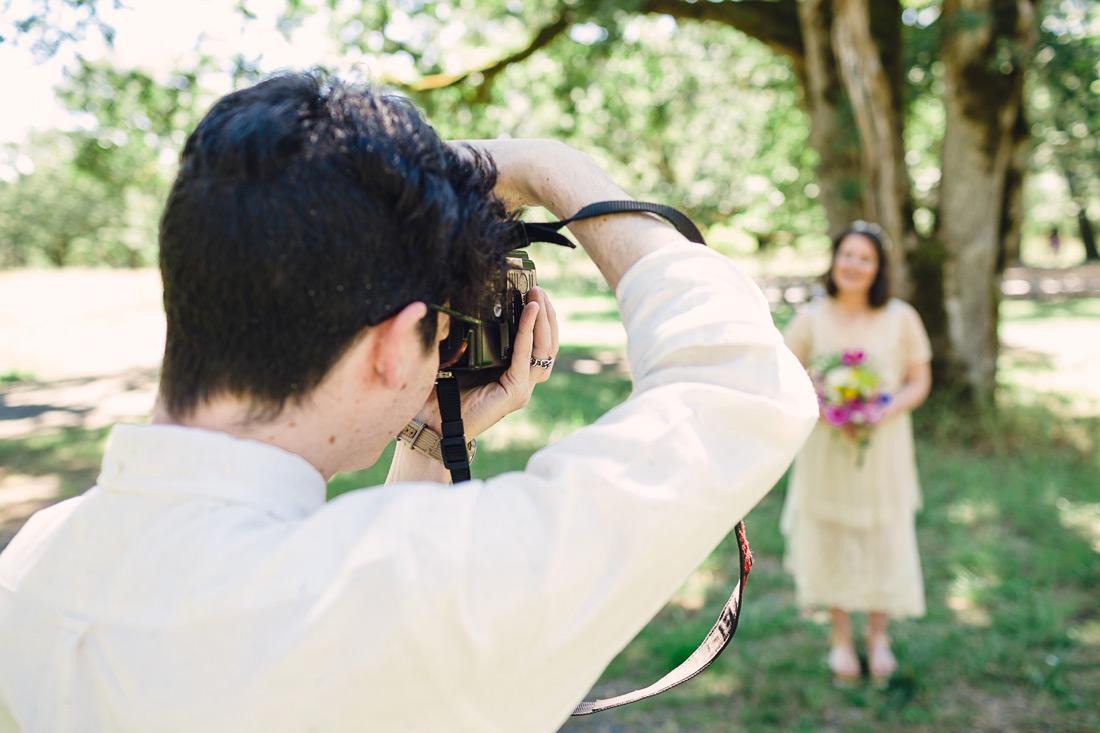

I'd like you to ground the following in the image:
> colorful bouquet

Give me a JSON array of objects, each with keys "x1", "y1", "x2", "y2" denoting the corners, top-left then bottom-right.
[{"x1": 809, "y1": 349, "x2": 891, "y2": 465}]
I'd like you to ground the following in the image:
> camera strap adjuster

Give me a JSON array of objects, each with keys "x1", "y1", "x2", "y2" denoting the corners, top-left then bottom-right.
[
  {"x1": 439, "y1": 428, "x2": 470, "y2": 471},
  {"x1": 434, "y1": 373, "x2": 471, "y2": 482}
]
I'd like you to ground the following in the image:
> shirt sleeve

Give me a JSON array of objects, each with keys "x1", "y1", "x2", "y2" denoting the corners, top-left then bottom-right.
[
  {"x1": 309, "y1": 242, "x2": 819, "y2": 730},
  {"x1": 899, "y1": 300, "x2": 932, "y2": 364},
  {"x1": 782, "y1": 308, "x2": 814, "y2": 366}
]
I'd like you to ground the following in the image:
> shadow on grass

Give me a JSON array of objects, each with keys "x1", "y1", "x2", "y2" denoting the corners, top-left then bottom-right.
[
  {"x1": 998, "y1": 345, "x2": 1058, "y2": 376},
  {"x1": 6, "y1": 332, "x2": 1098, "y2": 731},
  {"x1": 1000, "y1": 297, "x2": 1100, "y2": 322},
  {"x1": 562, "y1": 396, "x2": 1100, "y2": 732},
  {"x1": 325, "y1": 341, "x2": 1100, "y2": 732},
  {"x1": 0, "y1": 426, "x2": 111, "y2": 550},
  {"x1": 0, "y1": 426, "x2": 111, "y2": 498}
]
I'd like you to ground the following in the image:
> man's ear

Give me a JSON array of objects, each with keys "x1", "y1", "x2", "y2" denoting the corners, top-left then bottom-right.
[{"x1": 375, "y1": 301, "x2": 431, "y2": 391}]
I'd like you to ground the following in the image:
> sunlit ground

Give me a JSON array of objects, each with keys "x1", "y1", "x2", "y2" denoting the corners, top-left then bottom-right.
[{"x1": 1, "y1": 238, "x2": 1099, "y2": 730}]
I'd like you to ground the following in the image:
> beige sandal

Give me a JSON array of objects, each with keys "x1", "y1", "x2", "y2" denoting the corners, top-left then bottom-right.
[
  {"x1": 828, "y1": 635, "x2": 861, "y2": 684},
  {"x1": 865, "y1": 633, "x2": 897, "y2": 685}
]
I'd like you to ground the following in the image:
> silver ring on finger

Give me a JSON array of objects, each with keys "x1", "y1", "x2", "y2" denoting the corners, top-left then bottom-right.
[{"x1": 530, "y1": 356, "x2": 554, "y2": 369}]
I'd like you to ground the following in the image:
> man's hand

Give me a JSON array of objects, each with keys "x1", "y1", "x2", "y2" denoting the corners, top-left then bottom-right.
[
  {"x1": 387, "y1": 286, "x2": 558, "y2": 485},
  {"x1": 416, "y1": 286, "x2": 559, "y2": 439}
]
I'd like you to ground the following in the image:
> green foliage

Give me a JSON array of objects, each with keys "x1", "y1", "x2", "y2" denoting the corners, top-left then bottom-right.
[
  {"x1": 0, "y1": 0, "x2": 116, "y2": 61},
  {"x1": 901, "y1": 4, "x2": 945, "y2": 236},
  {"x1": 1027, "y1": 0, "x2": 1100, "y2": 242},
  {"x1": 0, "y1": 58, "x2": 209, "y2": 267},
  {"x1": 56, "y1": 59, "x2": 200, "y2": 192},
  {"x1": 266, "y1": 1, "x2": 828, "y2": 243},
  {"x1": 0, "y1": 368, "x2": 37, "y2": 382},
  {"x1": 0, "y1": 131, "x2": 129, "y2": 266}
]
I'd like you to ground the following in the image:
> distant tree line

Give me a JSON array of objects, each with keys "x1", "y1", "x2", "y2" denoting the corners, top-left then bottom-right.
[{"x1": 1, "y1": 0, "x2": 1098, "y2": 400}]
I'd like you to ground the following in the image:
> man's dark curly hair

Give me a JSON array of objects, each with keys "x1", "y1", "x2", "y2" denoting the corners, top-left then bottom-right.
[{"x1": 158, "y1": 71, "x2": 522, "y2": 419}]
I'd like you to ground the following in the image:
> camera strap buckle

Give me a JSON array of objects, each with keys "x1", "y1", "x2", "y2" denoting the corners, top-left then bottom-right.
[{"x1": 434, "y1": 373, "x2": 471, "y2": 482}]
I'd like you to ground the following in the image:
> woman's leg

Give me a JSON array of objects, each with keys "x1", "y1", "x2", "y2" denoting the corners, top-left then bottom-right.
[
  {"x1": 828, "y1": 607, "x2": 860, "y2": 680},
  {"x1": 866, "y1": 611, "x2": 898, "y2": 681}
]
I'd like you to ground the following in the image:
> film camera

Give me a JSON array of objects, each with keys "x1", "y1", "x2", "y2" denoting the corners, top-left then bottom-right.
[{"x1": 437, "y1": 249, "x2": 536, "y2": 380}]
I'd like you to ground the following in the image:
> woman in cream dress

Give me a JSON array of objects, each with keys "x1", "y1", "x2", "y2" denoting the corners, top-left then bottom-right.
[{"x1": 781, "y1": 222, "x2": 932, "y2": 684}]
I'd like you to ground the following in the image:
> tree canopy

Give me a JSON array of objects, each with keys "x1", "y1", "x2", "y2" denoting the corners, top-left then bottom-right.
[{"x1": 2, "y1": 0, "x2": 1098, "y2": 398}]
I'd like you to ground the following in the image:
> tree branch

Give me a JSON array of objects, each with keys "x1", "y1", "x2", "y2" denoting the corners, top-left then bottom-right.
[
  {"x1": 639, "y1": 0, "x2": 803, "y2": 61},
  {"x1": 409, "y1": 11, "x2": 574, "y2": 97}
]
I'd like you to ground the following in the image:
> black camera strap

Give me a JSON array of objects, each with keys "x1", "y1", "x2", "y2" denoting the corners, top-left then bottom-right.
[
  {"x1": 434, "y1": 200, "x2": 753, "y2": 717},
  {"x1": 521, "y1": 200, "x2": 706, "y2": 247},
  {"x1": 434, "y1": 373, "x2": 471, "y2": 482}
]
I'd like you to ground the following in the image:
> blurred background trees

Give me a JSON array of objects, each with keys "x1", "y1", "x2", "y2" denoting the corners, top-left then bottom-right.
[
  {"x1": 1, "y1": 0, "x2": 1097, "y2": 400},
  {"x1": 1028, "y1": 1, "x2": 1100, "y2": 262}
]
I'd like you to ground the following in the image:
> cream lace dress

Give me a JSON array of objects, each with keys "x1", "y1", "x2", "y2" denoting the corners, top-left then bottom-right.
[{"x1": 781, "y1": 297, "x2": 932, "y2": 618}]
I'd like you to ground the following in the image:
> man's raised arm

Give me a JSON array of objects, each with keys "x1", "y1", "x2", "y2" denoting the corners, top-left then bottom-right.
[{"x1": 459, "y1": 139, "x2": 683, "y2": 291}]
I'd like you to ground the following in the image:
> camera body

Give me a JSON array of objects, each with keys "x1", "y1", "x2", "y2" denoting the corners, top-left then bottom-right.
[{"x1": 438, "y1": 250, "x2": 536, "y2": 378}]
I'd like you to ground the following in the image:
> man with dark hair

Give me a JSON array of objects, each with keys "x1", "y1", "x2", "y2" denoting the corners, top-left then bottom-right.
[{"x1": 0, "y1": 72, "x2": 817, "y2": 732}]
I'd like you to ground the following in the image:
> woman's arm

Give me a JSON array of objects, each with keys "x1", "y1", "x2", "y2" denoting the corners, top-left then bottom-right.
[{"x1": 882, "y1": 360, "x2": 932, "y2": 421}]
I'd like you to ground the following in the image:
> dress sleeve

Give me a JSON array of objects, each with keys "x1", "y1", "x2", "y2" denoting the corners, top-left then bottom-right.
[
  {"x1": 899, "y1": 300, "x2": 932, "y2": 364},
  {"x1": 783, "y1": 308, "x2": 814, "y2": 366}
]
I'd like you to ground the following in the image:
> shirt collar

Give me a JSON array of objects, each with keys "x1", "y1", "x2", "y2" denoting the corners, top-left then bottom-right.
[{"x1": 98, "y1": 423, "x2": 328, "y2": 521}]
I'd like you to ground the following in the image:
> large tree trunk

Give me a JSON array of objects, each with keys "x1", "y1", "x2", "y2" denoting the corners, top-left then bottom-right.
[
  {"x1": 829, "y1": 0, "x2": 915, "y2": 298},
  {"x1": 796, "y1": 0, "x2": 955, "y2": 382},
  {"x1": 473, "y1": 0, "x2": 1034, "y2": 397},
  {"x1": 795, "y1": 0, "x2": 865, "y2": 236},
  {"x1": 1063, "y1": 168, "x2": 1100, "y2": 261},
  {"x1": 998, "y1": 107, "x2": 1029, "y2": 270},
  {"x1": 1079, "y1": 212, "x2": 1099, "y2": 262},
  {"x1": 938, "y1": 0, "x2": 1037, "y2": 401}
]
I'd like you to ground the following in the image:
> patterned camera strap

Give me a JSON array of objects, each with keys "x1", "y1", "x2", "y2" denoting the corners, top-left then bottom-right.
[{"x1": 436, "y1": 201, "x2": 751, "y2": 716}]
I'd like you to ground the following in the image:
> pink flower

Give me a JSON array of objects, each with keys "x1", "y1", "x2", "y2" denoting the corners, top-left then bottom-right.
[
  {"x1": 841, "y1": 350, "x2": 865, "y2": 367},
  {"x1": 821, "y1": 404, "x2": 851, "y2": 426}
]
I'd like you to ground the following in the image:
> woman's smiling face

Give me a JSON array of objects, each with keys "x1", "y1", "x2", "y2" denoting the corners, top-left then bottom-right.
[{"x1": 831, "y1": 233, "x2": 880, "y2": 298}]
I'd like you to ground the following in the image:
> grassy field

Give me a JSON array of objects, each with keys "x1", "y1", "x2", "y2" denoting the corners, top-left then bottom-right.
[
  {"x1": 340, "y1": 283, "x2": 1100, "y2": 732},
  {"x1": 2, "y1": 273, "x2": 1098, "y2": 731}
]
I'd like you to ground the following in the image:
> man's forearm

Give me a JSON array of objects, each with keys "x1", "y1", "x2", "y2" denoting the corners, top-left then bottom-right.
[{"x1": 467, "y1": 140, "x2": 687, "y2": 292}]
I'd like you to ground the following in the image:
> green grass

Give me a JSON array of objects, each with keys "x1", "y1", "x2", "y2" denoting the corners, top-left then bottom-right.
[
  {"x1": 0, "y1": 426, "x2": 112, "y2": 500},
  {"x1": 327, "y1": 290, "x2": 1100, "y2": 731},
  {"x1": 0, "y1": 369, "x2": 37, "y2": 383},
  {"x1": 4, "y1": 281, "x2": 1099, "y2": 730},
  {"x1": 1000, "y1": 298, "x2": 1100, "y2": 322},
  {"x1": 557, "y1": 397, "x2": 1100, "y2": 732}
]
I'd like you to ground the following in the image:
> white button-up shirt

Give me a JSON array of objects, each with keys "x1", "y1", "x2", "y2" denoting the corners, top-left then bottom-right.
[{"x1": 0, "y1": 243, "x2": 817, "y2": 732}]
